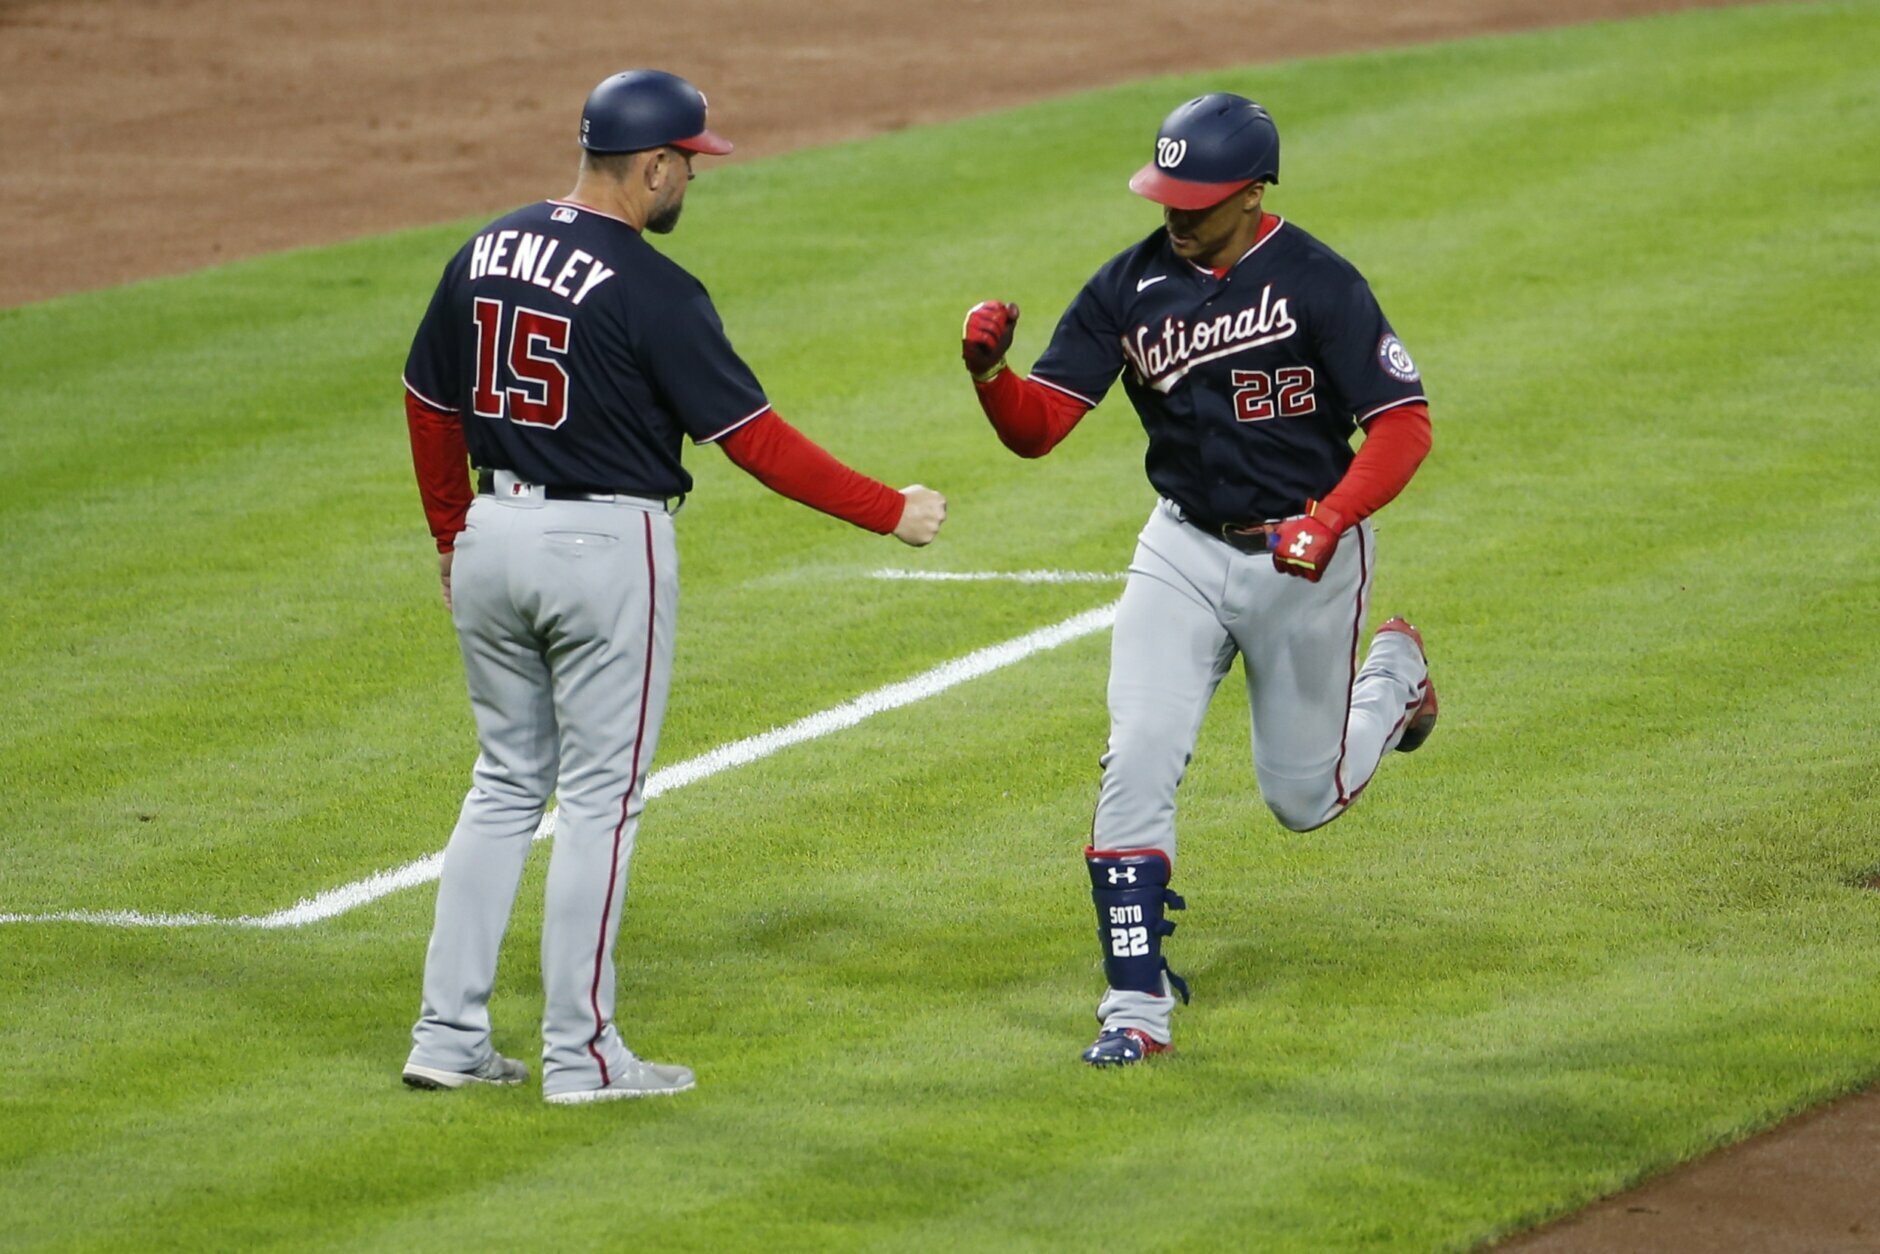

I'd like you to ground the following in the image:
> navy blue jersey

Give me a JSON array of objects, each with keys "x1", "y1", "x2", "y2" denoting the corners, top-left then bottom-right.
[
  {"x1": 1030, "y1": 218, "x2": 1425, "y2": 523},
  {"x1": 403, "y1": 199, "x2": 770, "y2": 495}
]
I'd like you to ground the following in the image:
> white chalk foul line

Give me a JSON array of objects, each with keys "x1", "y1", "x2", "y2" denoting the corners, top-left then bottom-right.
[
  {"x1": 1, "y1": 602, "x2": 1118, "y2": 931},
  {"x1": 871, "y1": 568, "x2": 1123, "y2": 584}
]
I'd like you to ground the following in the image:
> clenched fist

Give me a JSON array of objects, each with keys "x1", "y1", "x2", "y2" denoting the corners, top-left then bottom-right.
[
  {"x1": 1267, "y1": 500, "x2": 1345, "y2": 582},
  {"x1": 961, "y1": 301, "x2": 1019, "y2": 382},
  {"x1": 894, "y1": 484, "x2": 948, "y2": 547}
]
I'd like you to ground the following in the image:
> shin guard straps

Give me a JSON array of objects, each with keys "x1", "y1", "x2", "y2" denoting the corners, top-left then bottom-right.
[{"x1": 1085, "y1": 846, "x2": 1190, "y2": 1003}]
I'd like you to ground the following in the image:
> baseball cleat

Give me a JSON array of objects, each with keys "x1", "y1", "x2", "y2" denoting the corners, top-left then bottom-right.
[
  {"x1": 1081, "y1": 1027, "x2": 1172, "y2": 1067},
  {"x1": 1376, "y1": 617, "x2": 1439, "y2": 753},
  {"x1": 543, "y1": 1057, "x2": 696, "y2": 1104},
  {"x1": 402, "y1": 1052, "x2": 529, "y2": 1090}
]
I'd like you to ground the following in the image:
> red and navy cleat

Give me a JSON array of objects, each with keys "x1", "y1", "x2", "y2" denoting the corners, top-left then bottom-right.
[
  {"x1": 1376, "y1": 617, "x2": 1439, "y2": 753},
  {"x1": 1081, "y1": 1027, "x2": 1172, "y2": 1067}
]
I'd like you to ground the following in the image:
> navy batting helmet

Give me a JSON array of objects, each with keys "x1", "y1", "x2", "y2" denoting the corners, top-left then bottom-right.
[
  {"x1": 579, "y1": 70, "x2": 733, "y2": 156},
  {"x1": 1128, "y1": 93, "x2": 1279, "y2": 210}
]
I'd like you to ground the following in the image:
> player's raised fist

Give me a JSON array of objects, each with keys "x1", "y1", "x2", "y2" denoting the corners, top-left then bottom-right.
[
  {"x1": 893, "y1": 484, "x2": 948, "y2": 547},
  {"x1": 961, "y1": 301, "x2": 1019, "y2": 381},
  {"x1": 1266, "y1": 501, "x2": 1345, "y2": 583}
]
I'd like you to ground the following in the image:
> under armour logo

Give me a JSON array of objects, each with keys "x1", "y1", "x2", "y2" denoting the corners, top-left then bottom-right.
[
  {"x1": 1107, "y1": 866, "x2": 1138, "y2": 885},
  {"x1": 1156, "y1": 137, "x2": 1188, "y2": 169},
  {"x1": 1288, "y1": 533, "x2": 1315, "y2": 558}
]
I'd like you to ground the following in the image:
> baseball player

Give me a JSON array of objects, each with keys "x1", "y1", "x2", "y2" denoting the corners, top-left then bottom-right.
[
  {"x1": 399, "y1": 70, "x2": 947, "y2": 1103},
  {"x1": 959, "y1": 93, "x2": 1437, "y2": 1066}
]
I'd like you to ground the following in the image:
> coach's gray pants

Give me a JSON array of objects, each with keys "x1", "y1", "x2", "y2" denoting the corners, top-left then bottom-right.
[
  {"x1": 408, "y1": 491, "x2": 678, "y2": 1096},
  {"x1": 1090, "y1": 500, "x2": 1429, "y2": 1042}
]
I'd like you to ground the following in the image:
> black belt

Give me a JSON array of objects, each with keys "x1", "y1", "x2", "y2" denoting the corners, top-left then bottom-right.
[
  {"x1": 1177, "y1": 508, "x2": 1283, "y2": 555},
  {"x1": 476, "y1": 470, "x2": 675, "y2": 506}
]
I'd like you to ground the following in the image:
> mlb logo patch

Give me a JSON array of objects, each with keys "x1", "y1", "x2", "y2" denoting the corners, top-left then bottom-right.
[{"x1": 551, "y1": 207, "x2": 579, "y2": 224}]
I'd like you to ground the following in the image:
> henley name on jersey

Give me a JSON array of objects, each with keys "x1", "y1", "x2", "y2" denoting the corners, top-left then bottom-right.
[
  {"x1": 1123, "y1": 281, "x2": 1298, "y2": 393},
  {"x1": 467, "y1": 228, "x2": 616, "y2": 305},
  {"x1": 407, "y1": 200, "x2": 773, "y2": 497}
]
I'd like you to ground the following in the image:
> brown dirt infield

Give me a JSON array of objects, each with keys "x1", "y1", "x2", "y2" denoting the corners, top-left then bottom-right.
[
  {"x1": 0, "y1": 0, "x2": 1775, "y2": 306},
  {"x1": 4, "y1": 0, "x2": 1873, "y2": 1247}
]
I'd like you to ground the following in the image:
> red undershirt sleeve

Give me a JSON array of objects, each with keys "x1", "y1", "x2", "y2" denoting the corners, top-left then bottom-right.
[
  {"x1": 405, "y1": 391, "x2": 473, "y2": 553},
  {"x1": 718, "y1": 409, "x2": 906, "y2": 535},
  {"x1": 1318, "y1": 403, "x2": 1432, "y2": 525},
  {"x1": 971, "y1": 369, "x2": 1092, "y2": 458}
]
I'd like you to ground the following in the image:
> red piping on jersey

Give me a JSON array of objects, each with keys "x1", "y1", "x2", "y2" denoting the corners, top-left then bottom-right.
[
  {"x1": 1357, "y1": 396, "x2": 1427, "y2": 426},
  {"x1": 403, "y1": 376, "x2": 458, "y2": 414},
  {"x1": 718, "y1": 409, "x2": 904, "y2": 534},
  {"x1": 699, "y1": 402, "x2": 775, "y2": 445},
  {"x1": 586, "y1": 512, "x2": 660, "y2": 1088},
  {"x1": 1030, "y1": 374, "x2": 1100, "y2": 409}
]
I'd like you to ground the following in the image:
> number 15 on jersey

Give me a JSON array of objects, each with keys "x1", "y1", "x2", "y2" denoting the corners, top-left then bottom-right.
[{"x1": 472, "y1": 297, "x2": 572, "y2": 428}]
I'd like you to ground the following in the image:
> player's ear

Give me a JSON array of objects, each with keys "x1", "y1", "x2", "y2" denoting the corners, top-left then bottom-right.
[
  {"x1": 1243, "y1": 182, "x2": 1267, "y2": 213},
  {"x1": 637, "y1": 148, "x2": 667, "y2": 191},
  {"x1": 646, "y1": 147, "x2": 693, "y2": 190}
]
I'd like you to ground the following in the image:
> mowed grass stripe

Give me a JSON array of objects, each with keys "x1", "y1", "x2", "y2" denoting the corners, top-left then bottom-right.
[
  {"x1": 2, "y1": 3, "x2": 1877, "y2": 1250},
  {"x1": 2, "y1": 600, "x2": 1119, "y2": 927}
]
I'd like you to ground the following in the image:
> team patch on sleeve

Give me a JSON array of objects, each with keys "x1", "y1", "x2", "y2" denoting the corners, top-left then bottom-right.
[{"x1": 1378, "y1": 334, "x2": 1419, "y2": 383}]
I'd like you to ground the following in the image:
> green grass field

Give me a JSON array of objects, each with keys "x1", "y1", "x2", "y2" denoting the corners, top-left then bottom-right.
[{"x1": 3, "y1": 2, "x2": 1878, "y2": 1248}]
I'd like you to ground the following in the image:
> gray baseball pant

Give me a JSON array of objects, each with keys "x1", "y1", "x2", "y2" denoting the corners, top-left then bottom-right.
[
  {"x1": 407, "y1": 489, "x2": 678, "y2": 1096},
  {"x1": 1090, "y1": 500, "x2": 1429, "y2": 1041}
]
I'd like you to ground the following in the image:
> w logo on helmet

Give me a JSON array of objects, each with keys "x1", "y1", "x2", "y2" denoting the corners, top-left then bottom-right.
[{"x1": 1155, "y1": 137, "x2": 1188, "y2": 170}]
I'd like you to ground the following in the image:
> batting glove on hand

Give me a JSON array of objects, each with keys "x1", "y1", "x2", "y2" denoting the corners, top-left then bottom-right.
[
  {"x1": 962, "y1": 301, "x2": 1019, "y2": 382},
  {"x1": 1267, "y1": 500, "x2": 1345, "y2": 583}
]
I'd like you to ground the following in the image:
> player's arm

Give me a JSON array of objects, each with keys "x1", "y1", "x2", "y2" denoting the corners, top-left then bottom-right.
[
  {"x1": 1267, "y1": 269, "x2": 1432, "y2": 582},
  {"x1": 961, "y1": 301, "x2": 1088, "y2": 458},
  {"x1": 1319, "y1": 403, "x2": 1431, "y2": 523},
  {"x1": 643, "y1": 274, "x2": 946, "y2": 547},
  {"x1": 1267, "y1": 402, "x2": 1432, "y2": 579},
  {"x1": 403, "y1": 388, "x2": 473, "y2": 607},
  {"x1": 404, "y1": 389, "x2": 472, "y2": 551},
  {"x1": 403, "y1": 255, "x2": 474, "y2": 607},
  {"x1": 715, "y1": 409, "x2": 945, "y2": 546},
  {"x1": 960, "y1": 301, "x2": 1096, "y2": 457}
]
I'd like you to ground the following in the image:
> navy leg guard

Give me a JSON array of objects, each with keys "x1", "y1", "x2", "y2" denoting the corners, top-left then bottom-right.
[{"x1": 1085, "y1": 847, "x2": 1189, "y2": 1003}]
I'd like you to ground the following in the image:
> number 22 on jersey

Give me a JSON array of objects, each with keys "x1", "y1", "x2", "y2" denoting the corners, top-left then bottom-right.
[
  {"x1": 1230, "y1": 366, "x2": 1315, "y2": 423},
  {"x1": 472, "y1": 297, "x2": 572, "y2": 428}
]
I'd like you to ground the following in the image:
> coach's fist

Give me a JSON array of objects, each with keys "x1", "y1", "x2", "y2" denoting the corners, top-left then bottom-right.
[
  {"x1": 1267, "y1": 501, "x2": 1345, "y2": 583},
  {"x1": 894, "y1": 485, "x2": 948, "y2": 547},
  {"x1": 962, "y1": 301, "x2": 1019, "y2": 382}
]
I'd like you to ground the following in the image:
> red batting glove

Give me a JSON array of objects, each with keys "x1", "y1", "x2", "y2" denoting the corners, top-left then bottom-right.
[
  {"x1": 1267, "y1": 500, "x2": 1346, "y2": 582},
  {"x1": 962, "y1": 301, "x2": 1019, "y2": 382}
]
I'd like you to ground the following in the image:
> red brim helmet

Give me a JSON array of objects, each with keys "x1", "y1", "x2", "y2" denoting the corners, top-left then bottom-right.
[
  {"x1": 1129, "y1": 92, "x2": 1279, "y2": 208},
  {"x1": 581, "y1": 69, "x2": 736, "y2": 156},
  {"x1": 1128, "y1": 166, "x2": 1255, "y2": 210},
  {"x1": 671, "y1": 129, "x2": 734, "y2": 156}
]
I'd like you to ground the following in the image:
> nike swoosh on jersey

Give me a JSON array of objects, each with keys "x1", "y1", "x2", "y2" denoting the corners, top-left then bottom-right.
[{"x1": 1136, "y1": 275, "x2": 1168, "y2": 291}]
